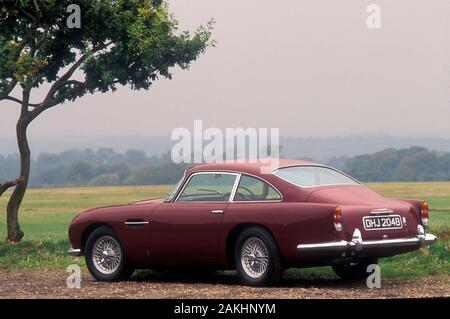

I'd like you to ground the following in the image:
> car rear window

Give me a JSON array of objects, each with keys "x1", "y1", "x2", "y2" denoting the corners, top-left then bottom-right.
[{"x1": 272, "y1": 166, "x2": 359, "y2": 188}]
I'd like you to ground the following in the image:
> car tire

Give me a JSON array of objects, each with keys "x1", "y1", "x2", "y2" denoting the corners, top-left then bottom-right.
[
  {"x1": 234, "y1": 226, "x2": 284, "y2": 286},
  {"x1": 332, "y1": 258, "x2": 378, "y2": 280},
  {"x1": 85, "y1": 226, "x2": 134, "y2": 281}
]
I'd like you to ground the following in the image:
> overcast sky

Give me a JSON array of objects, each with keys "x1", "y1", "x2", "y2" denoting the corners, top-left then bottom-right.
[{"x1": 1, "y1": 0, "x2": 449, "y2": 139}]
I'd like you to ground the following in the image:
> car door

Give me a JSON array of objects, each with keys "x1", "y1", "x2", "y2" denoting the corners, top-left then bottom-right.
[{"x1": 149, "y1": 172, "x2": 239, "y2": 263}]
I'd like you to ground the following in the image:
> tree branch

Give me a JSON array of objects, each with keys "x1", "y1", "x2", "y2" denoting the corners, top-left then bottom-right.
[
  {"x1": 62, "y1": 80, "x2": 84, "y2": 87},
  {"x1": 0, "y1": 79, "x2": 18, "y2": 100},
  {"x1": 41, "y1": 55, "x2": 87, "y2": 107},
  {"x1": 0, "y1": 42, "x2": 28, "y2": 95},
  {"x1": 25, "y1": 41, "x2": 115, "y2": 118},
  {"x1": 48, "y1": 81, "x2": 86, "y2": 108},
  {"x1": 40, "y1": 42, "x2": 113, "y2": 108},
  {"x1": 35, "y1": 25, "x2": 49, "y2": 51},
  {"x1": 18, "y1": 8, "x2": 36, "y2": 21},
  {"x1": 0, "y1": 177, "x2": 25, "y2": 198},
  {"x1": 29, "y1": 80, "x2": 87, "y2": 121},
  {"x1": 0, "y1": 95, "x2": 40, "y2": 107},
  {"x1": 2, "y1": 96, "x2": 23, "y2": 105},
  {"x1": 33, "y1": 0, "x2": 42, "y2": 18}
]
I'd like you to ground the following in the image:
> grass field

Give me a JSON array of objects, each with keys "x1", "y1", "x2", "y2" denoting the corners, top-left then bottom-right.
[{"x1": 0, "y1": 182, "x2": 448, "y2": 278}]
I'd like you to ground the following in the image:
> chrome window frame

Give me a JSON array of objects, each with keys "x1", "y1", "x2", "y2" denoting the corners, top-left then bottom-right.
[
  {"x1": 164, "y1": 169, "x2": 187, "y2": 202},
  {"x1": 271, "y1": 164, "x2": 360, "y2": 189},
  {"x1": 230, "y1": 173, "x2": 283, "y2": 203},
  {"x1": 174, "y1": 171, "x2": 240, "y2": 203}
]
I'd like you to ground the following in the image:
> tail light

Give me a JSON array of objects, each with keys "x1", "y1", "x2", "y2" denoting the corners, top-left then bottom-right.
[
  {"x1": 421, "y1": 201, "x2": 429, "y2": 227},
  {"x1": 334, "y1": 206, "x2": 343, "y2": 232}
]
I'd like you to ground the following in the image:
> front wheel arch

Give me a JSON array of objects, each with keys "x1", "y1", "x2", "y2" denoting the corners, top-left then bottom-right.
[{"x1": 80, "y1": 222, "x2": 114, "y2": 253}]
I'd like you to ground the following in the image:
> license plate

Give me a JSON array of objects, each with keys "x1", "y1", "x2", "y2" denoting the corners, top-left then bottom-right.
[{"x1": 363, "y1": 215, "x2": 403, "y2": 230}]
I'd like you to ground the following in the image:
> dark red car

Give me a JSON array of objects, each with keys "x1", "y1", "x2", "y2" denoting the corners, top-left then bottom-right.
[{"x1": 68, "y1": 159, "x2": 437, "y2": 286}]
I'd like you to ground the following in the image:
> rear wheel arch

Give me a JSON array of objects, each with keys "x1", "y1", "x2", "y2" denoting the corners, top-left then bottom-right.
[{"x1": 226, "y1": 223, "x2": 282, "y2": 266}]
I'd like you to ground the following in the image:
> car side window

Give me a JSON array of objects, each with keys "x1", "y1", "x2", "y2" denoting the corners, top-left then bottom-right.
[
  {"x1": 176, "y1": 173, "x2": 237, "y2": 202},
  {"x1": 234, "y1": 175, "x2": 281, "y2": 201}
]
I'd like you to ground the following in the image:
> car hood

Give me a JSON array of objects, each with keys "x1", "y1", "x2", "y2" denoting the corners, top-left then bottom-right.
[
  {"x1": 131, "y1": 197, "x2": 166, "y2": 205},
  {"x1": 306, "y1": 185, "x2": 388, "y2": 205},
  {"x1": 74, "y1": 198, "x2": 164, "y2": 218}
]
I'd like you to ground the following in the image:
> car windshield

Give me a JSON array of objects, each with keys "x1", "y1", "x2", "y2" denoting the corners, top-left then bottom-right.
[
  {"x1": 165, "y1": 171, "x2": 186, "y2": 201},
  {"x1": 272, "y1": 166, "x2": 359, "y2": 188}
]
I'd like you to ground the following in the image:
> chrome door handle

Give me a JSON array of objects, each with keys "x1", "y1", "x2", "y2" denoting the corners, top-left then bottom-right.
[
  {"x1": 124, "y1": 220, "x2": 149, "y2": 226},
  {"x1": 211, "y1": 210, "x2": 224, "y2": 215}
]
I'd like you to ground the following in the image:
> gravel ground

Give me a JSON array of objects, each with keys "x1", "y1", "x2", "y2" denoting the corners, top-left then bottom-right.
[{"x1": 0, "y1": 269, "x2": 448, "y2": 299}]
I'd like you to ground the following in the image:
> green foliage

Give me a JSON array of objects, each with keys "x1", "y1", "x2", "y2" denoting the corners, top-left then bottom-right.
[
  {"x1": 0, "y1": 0, "x2": 214, "y2": 102},
  {"x1": 124, "y1": 162, "x2": 188, "y2": 185},
  {"x1": 2, "y1": 146, "x2": 450, "y2": 187},
  {"x1": 338, "y1": 147, "x2": 450, "y2": 182},
  {"x1": 87, "y1": 173, "x2": 121, "y2": 186},
  {"x1": 0, "y1": 149, "x2": 188, "y2": 187}
]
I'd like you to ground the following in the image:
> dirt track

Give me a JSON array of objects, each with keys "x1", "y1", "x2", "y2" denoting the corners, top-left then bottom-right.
[{"x1": 0, "y1": 269, "x2": 448, "y2": 299}]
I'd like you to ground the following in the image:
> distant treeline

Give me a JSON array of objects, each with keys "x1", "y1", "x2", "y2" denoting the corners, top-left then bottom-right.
[
  {"x1": 1, "y1": 146, "x2": 449, "y2": 187},
  {"x1": 0, "y1": 149, "x2": 189, "y2": 188},
  {"x1": 330, "y1": 147, "x2": 450, "y2": 182}
]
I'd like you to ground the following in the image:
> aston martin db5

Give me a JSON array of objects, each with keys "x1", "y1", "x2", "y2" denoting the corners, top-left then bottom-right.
[{"x1": 68, "y1": 159, "x2": 437, "y2": 286}]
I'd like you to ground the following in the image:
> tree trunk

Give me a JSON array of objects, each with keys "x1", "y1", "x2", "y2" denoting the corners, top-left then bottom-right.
[
  {"x1": 0, "y1": 177, "x2": 24, "y2": 198},
  {"x1": 6, "y1": 115, "x2": 30, "y2": 242}
]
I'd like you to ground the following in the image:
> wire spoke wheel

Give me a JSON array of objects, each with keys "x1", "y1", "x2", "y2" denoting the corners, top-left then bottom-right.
[
  {"x1": 240, "y1": 237, "x2": 269, "y2": 279},
  {"x1": 92, "y1": 236, "x2": 122, "y2": 275}
]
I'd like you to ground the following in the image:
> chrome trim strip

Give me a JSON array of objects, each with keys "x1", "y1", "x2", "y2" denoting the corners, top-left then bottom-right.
[
  {"x1": 124, "y1": 221, "x2": 149, "y2": 225},
  {"x1": 370, "y1": 208, "x2": 394, "y2": 215},
  {"x1": 68, "y1": 248, "x2": 82, "y2": 257},
  {"x1": 297, "y1": 240, "x2": 349, "y2": 250},
  {"x1": 211, "y1": 210, "x2": 224, "y2": 215},
  {"x1": 362, "y1": 238, "x2": 419, "y2": 246},
  {"x1": 229, "y1": 174, "x2": 242, "y2": 202},
  {"x1": 231, "y1": 200, "x2": 283, "y2": 203}
]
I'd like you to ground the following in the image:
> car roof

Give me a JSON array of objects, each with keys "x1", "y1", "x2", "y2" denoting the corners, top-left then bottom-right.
[{"x1": 186, "y1": 158, "x2": 317, "y2": 176}]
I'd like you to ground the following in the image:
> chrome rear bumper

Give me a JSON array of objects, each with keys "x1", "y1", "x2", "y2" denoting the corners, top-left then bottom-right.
[
  {"x1": 68, "y1": 247, "x2": 82, "y2": 257},
  {"x1": 297, "y1": 225, "x2": 437, "y2": 253}
]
